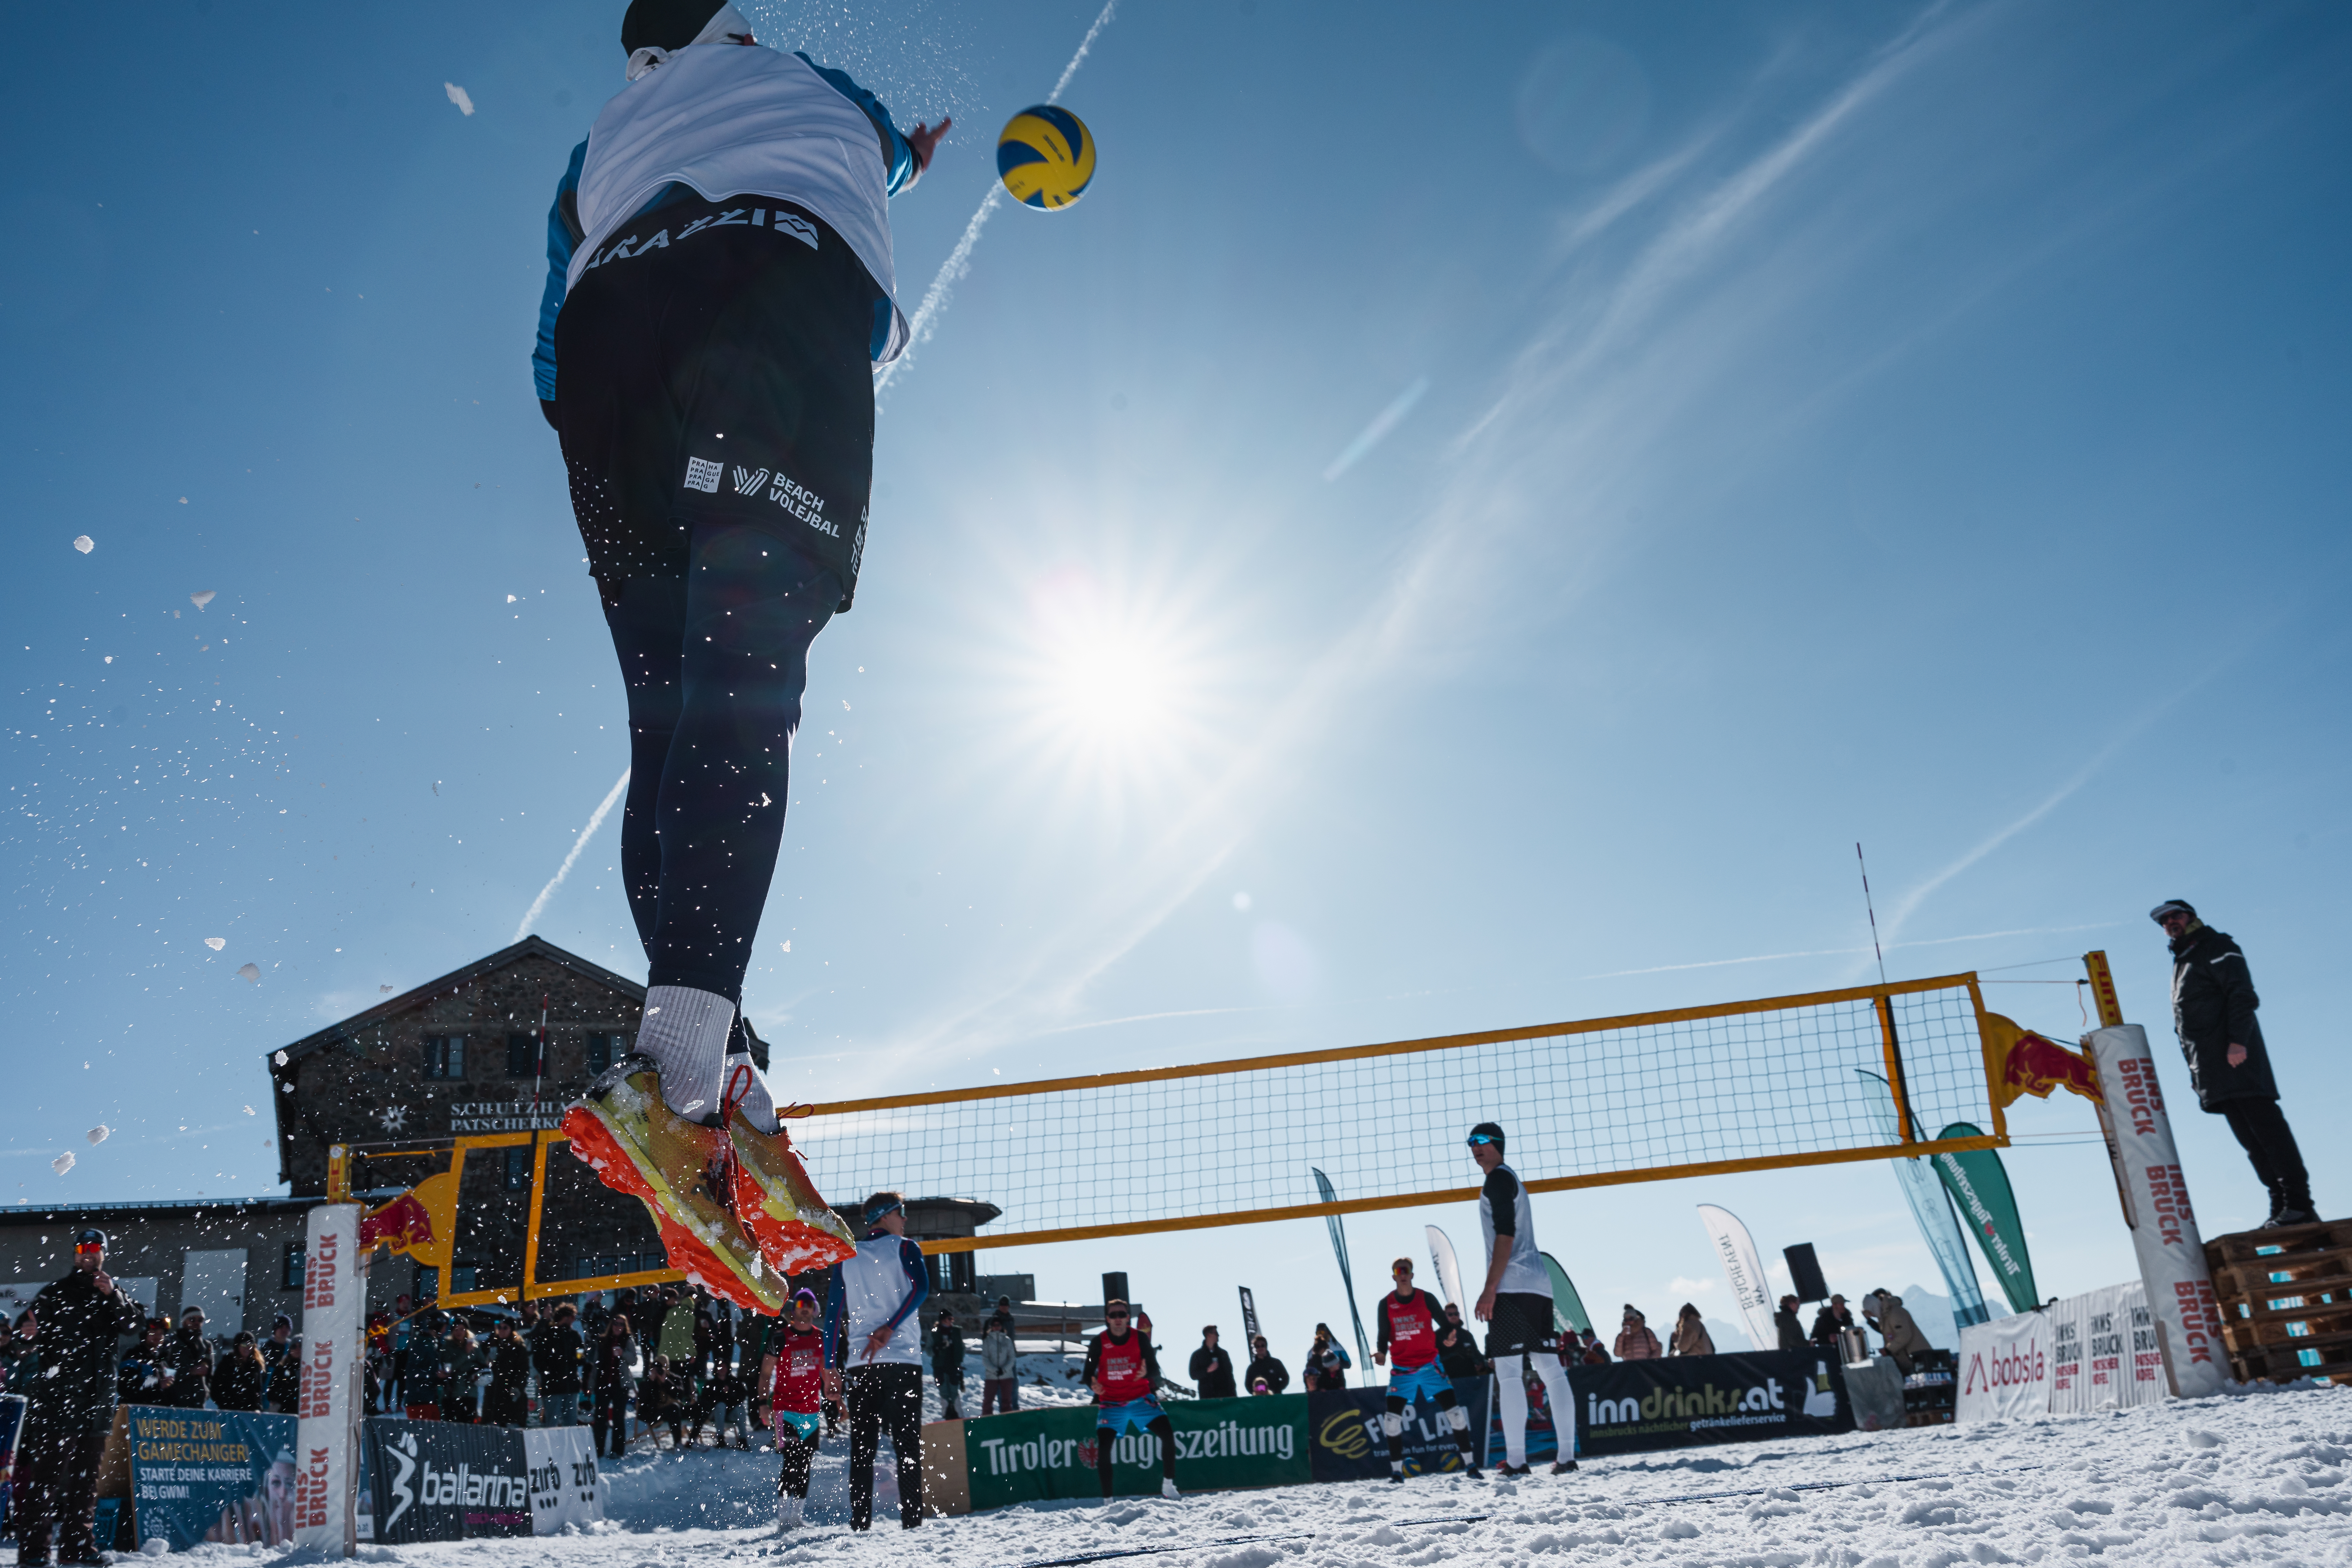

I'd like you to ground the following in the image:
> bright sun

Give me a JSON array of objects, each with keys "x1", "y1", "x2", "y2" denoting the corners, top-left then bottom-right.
[{"x1": 1018, "y1": 569, "x2": 1207, "y2": 785}]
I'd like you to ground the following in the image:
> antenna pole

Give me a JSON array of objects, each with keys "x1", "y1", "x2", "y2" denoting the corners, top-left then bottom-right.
[{"x1": 1856, "y1": 843, "x2": 1889, "y2": 986}]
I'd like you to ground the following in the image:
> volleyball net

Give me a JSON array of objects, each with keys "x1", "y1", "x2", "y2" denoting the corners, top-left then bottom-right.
[{"x1": 789, "y1": 972, "x2": 2010, "y2": 1254}]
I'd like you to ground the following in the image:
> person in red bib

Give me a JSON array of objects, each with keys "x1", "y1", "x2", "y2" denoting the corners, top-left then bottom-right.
[
  {"x1": 760, "y1": 1289, "x2": 832, "y2": 1530},
  {"x1": 1374, "y1": 1259, "x2": 1482, "y2": 1482},
  {"x1": 1083, "y1": 1300, "x2": 1178, "y2": 1500}
]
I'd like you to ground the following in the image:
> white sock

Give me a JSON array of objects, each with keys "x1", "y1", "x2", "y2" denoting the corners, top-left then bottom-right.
[
  {"x1": 636, "y1": 985, "x2": 735, "y2": 1119},
  {"x1": 1494, "y1": 1356, "x2": 1529, "y2": 1468},
  {"x1": 723, "y1": 1052, "x2": 779, "y2": 1134},
  {"x1": 1529, "y1": 1353, "x2": 1573, "y2": 1459}
]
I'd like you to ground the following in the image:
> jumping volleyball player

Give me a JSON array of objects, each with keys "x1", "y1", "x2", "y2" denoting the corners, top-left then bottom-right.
[
  {"x1": 542, "y1": 0, "x2": 952, "y2": 1310},
  {"x1": 1468, "y1": 1123, "x2": 1579, "y2": 1477},
  {"x1": 1085, "y1": 1300, "x2": 1180, "y2": 1501},
  {"x1": 1373, "y1": 1258, "x2": 1482, "y2": 1482}
]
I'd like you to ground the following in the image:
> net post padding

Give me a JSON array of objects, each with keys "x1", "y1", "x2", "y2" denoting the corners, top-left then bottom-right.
[{"x1": 790, "y1": 972, "x2": 2008, "y2": 1255}]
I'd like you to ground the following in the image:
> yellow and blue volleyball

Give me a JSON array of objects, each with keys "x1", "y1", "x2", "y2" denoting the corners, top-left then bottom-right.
[{"x1": 997, "y1": 105, "x2": 1096, "y2": 210}]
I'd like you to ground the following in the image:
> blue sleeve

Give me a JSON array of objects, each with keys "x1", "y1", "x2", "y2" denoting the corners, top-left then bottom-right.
[
  {"x1": 534, "y1": 139, "x2": 589, "y2": 405},
  {"x1": 884, "y1": 1238, "x2": 931, "y2": 1334},
  {"x1": 823, "y1": 1266, "x2": 845, "y2": 1368},
  {"x1": 794, "y1": 52, "x2": 916, "y2": 195}
]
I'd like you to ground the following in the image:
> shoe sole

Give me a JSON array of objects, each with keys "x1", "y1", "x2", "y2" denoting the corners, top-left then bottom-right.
[
  {"x1": 560, "y1": 1062, "x2": 783, "y2": 1313},
  {"x1": 727, "y1": 1123, "x2": 858, "y2": 1277}
]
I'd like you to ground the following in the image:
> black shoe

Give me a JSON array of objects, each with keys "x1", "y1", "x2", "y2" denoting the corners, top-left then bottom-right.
[
  {"x1": 1495, "y1": 1462, "x2": 1533, "y2": 1478},
  {"x1": 1388, "y1": 1469, "x2": 1405, "y2": 1484},
  {"x1": 1550, "y1": 1459, "x2": 1578, "y2": 1475},
  {"x1": 2263, "y1": 1209, "x2": 2321, "y2": 1228}
]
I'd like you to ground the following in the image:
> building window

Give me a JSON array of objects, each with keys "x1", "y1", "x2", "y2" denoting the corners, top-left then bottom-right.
[
  {"x1": 425, "y1": 1036, "x2": 465, "y2": 1079},
  {"x1": 586, "y1": 1033, "x2": 619, "y2": 1075},
  {"x1": 506, "y1": 1033, "x2": 539, "y2": 1078},
  {"x1": 504, "y1": 1146, "x2": 533, "y2": 1192},
  {"x1": 283, "y1": 1241, "x2": 305, "y2": 1290}
]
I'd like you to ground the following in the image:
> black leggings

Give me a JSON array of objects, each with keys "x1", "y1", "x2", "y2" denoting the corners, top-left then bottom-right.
[
  {"x1": 1384, "y1": 1387, "x2": 1472, "y2": 1466},
  {"x1": 1096, "y1": 1416, "x2": 1176, "y2": 1497},
  {"x1": 602, "y1": 531, "x2": 839, "y2": 1002},
  {"x1": 776, "y1": 1424, "x2": 818, "y2": 1499},
  {"x1": 844, "y1": 1363, "x2": 923, "y2": 1530}
]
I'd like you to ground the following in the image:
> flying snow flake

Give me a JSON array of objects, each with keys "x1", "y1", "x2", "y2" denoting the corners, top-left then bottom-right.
[
  {"x1": 191, "y1": 591, "x2": 216, "y2": 611},
  {"x1": 445, "y1": 82, "x2": 475, "y2": 116},
  {"x1": 506, "y1": 594, "x2": 518, "y2": 603},
  {"x1": 204, "y1": 937, "x2": 227, "y2": 951},
  {"x1": 242, "y1": 1106, "x2": 255, "y2": 1116},
  {"x1": 380, "y1": 984, "x2": 394, "y2": 993},
  {"x1": 72, "y1": 535, "x2": 94, "y2": 553},
  {"x1": 103, "y1": 655, "x2": 113, "y2": 664},
  {"x1": 236, "y1": 963, "x2": 261, "y2": 983},
  {"x1": 86, "y1": 1125, "x2": 110, "y2": 1145},
  {"x1": 274, "y1": 1050, "x2": 288, "y2": 1066},
  {"x1": 780, "y1": 940, "x2": 791, "y2": 952},
  {"x1": 51, "y1": 1153, "x2": 74, "y2": 1175}
]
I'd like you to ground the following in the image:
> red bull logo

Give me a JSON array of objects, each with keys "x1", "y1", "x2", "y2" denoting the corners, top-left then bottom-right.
[
  {"x1": 2000, "y1": 1030, "x2": 2101, "y2": 1106},
  {"x1": 361, "y1": 1191, "x2": 436, "y2": 1253}
]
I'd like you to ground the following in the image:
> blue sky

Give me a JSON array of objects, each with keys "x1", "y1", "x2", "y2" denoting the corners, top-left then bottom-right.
[{"x1": 6, "y1": 0, "x2": 2349, "y2": 1367}]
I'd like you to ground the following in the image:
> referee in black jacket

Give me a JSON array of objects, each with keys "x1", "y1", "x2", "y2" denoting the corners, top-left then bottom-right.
[{"x1": 16, "y1": 1229, "x2": 143, "y2": 1566}]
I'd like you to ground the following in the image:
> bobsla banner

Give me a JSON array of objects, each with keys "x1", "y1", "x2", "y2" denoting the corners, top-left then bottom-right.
[
  {"x1": 1307, "y1": 1381, "x2": 1491, "y2": 1482},
  {"x1": 1568, "y1": 1352, "x2": 1852, "y2": 1457},
  {"x1": 963, "y1": 1397, "x2": 1310, "y2": 1509},
  {"x1": 124, "y1": 1406, "x2": 300, "y2": 1549}
]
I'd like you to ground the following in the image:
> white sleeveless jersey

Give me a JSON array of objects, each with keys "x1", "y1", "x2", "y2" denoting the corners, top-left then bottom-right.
[
  {"x1": 567, "y1": 42, "x2": 906, "y2": 360},
  {"x1": 1478, "y1": 1162, "x2": 1551, "y2": 1296}
]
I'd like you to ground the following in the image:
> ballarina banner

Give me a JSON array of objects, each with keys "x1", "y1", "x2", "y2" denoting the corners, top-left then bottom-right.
[
  {"x1": 365, "y1": 1419, "x2": 535, "y2": 1542},
  {"x1": 1568, "y1": 1352, "x2": 1851, "y2": 1457},
  {"x1": 125, "y1": 1406, "x2": 299, "y2": 1549}
]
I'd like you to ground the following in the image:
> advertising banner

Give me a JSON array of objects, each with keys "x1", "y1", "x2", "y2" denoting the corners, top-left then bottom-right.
[
  {"x1": 2086, "y1": 1024, "x2": 2227, "y2": 1397},
  {"x1": 1696, "y1": 1205, "x2": 1776, "y2": 1352},
  {"x1": 1307, "y1": 1381, "x2": 1489, "y2": 1482},
  {"x1": 1567, "y1": 1351, "x2": 1848, "y2": 1456},
  {"x1": 1931, "y1": 1123, "x2": 2040, "y2": 1315},
  {"x1": 1480, "y1": 1362, "x2": 1562, "y2": 1467},
  {"x1": 293, "y1": 1201, "x2": 360, "y2": 1555},
  {"x1": 125, "y1": 1406, "x2": 300, "y2": 1549},
  {"x1": 520, "y1": 1426, "x2": 604, "y2": 1533},
  {"x1": 963, "y1": 1397, "x2": 1311, "y2": 1510},
  {"x1": 1956, "y1": 1311, "x2": 2051, "y2": 1422},
  {"x1": 365, "y1": 1419, "x2": 534, "y2": 1542}
]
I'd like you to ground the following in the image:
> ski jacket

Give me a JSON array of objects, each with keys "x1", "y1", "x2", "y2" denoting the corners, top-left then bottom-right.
[
  {"x1": 1188, "y1": 1343, "x2": 1237, "y2": 1399},
  {"x1": 981, "y1": 1327, "x2": 1018, "y2": 1380},
  {"x1": 1242, "y1": 1353, "x2": 1289, "y2": 1395},
  {"x1": 119, "y1": 1342, "x2": 170, "y2": 1403},
  {"x1": 1669, "y1": 1317, "x2": 1715, "y2": 1357},
  {"x1": 1613, "y1": 1323, "x2": 1663, "y2": 1360},
  {"x1": 1436, "y1": 1322, "x2": 1486, "y2": 1379},
  {"x1": 1084, "y1": 1328, "x2": 1160, "y2": 1404},
  {"x1": 1376, "y1": 1289, "x2": 1445, "y2": 1371},
  {"x1": 1809, "y1": 1304, "x2": 1855, "y2": 1345},
  {"x1": 1303, "y1": 1339, "x2": 1352, "y2": 1390},
  {"x1": 930, "y1": 1323, "x2": 967, "y2": 1375},
  {"x1": 161, "y1": 1327, "x2": 215, "y2": 1408},
  {"x1": 532, "y1": 1321, "x2": 586, "y2": 1390},
  {"x1": 2169, "y1": 925, "x2": 2277, "y2": 1108},
  {"x1": 262, "y1": 1336, "x2": 301, "y2": 1413},
  {"x1": 826, "y1": 1230, "x2": 930, "y2": 1368},
  {"x1": 770, "y1": 1324, "x2": 827, "y2": 1414},
  {"x1": 590, "y1": 1332, "x2": 639, "y2": 1395},
  {"x1": 488, "y1": 1336, "x2": 535, "y2": 1392},
  {"x1": 213, "y1": 1351, "x2": 266, "y2": 1411},
  {"x1": 26, "y1": 1270, "x2": 142, "y2": 1420},
  {"x1": 1774, "y1": 1308, "x2": 1807, "y2": 1353},
  {"x1": 535, "y1": 42, "x2": 918, "y2": 402},
  {"x1": 1478, "y1": 1163, "x2": 1551, "y2": 1297},
  {"x1": 657, "y1": 1302, "x2": 698, "y2": 1368}
]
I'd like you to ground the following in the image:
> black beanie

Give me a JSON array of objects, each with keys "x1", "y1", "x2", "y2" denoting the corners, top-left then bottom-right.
[{"x1": 621, "y1": 0, "x2": 726, "y2": 54}]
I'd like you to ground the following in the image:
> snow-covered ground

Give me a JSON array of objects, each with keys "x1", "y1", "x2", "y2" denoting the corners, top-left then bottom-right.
[{"x1": 65, "y1": 1382, "x2": 2352, "y2": 1568}]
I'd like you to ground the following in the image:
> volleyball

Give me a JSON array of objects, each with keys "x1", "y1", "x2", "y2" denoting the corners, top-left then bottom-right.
[{"x1": 997, "y1": 104, "x2": 1096, "y2": 210}]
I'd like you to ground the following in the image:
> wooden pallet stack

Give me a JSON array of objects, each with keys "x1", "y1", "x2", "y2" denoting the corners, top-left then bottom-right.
[{"x1": 2204, "y1": 1217, "x2": 2352, "y2": 1384}]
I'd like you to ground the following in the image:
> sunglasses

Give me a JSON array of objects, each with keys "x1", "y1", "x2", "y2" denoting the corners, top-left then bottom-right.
[
  {"x1": 1465, "y1": 1133, "x2": 1498, "y2": 1147},
  {"x1": 1107, "y1": 1311, "x2": 1130, "y2": 1321}
]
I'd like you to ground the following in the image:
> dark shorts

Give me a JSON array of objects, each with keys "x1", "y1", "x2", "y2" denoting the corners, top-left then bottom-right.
[
  {"x1": 1484, "y1": 1291, "x2": 1556, "y2": 1359},
  {"x1": 553, "y1": 194, "x2": 884, "y2": 610}
]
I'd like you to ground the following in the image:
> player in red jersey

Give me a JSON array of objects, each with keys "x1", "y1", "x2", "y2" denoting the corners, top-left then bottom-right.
[
  {"x1": 761, "y1": 1288, "x2": 832, "y2": 1530},
  {"x1": 1374, "y1": 1259, "x2": 1482, "y2": 1482},
  {"x1": 1083, "y1": 1300, "x2": 1178, "y2": 1500}
]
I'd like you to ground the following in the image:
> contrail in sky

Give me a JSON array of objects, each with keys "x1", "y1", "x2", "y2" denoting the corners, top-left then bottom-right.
[
  {"x1": 1323, "y1": 377, "x2": 1429, "y2": 481},
  {"x1": 516, "y1": 769, "x2": 630, "y2": 942},
  {"x1": 874, "y1": 0, "x2": 1118, "y2": 399}
]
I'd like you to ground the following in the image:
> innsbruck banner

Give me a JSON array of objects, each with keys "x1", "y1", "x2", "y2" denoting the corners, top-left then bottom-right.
[{"x1": 294, "y1": 1202, "x2": 360, "y2": 1556}]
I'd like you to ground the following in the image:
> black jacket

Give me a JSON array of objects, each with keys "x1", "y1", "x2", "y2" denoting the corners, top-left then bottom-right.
[
  {"x1": 488, "y1": 1336, "x2": 535, "y2": 1392},
  {"x1": 161, "y1": 1327, "x2": 215, "y2": 1408},
  {"x1": 1435, "y1": 1322, "x2": 1486, "y2": 1379},
  {"x1": 2170, "y1": 925, "x2": 2277, "y2": 1108},
  {"x1": 213, "y1": 1352, "x2": 267, "y2": 1411},
  {"x1": 532, "y1": 1321, "x2": 586, "y2": 1390},
  {"x1": 28, "y1": 1269, "x2": 144, "y2": 1420},
  {"x1": 1773, "y1": 1308, "x2": 1806, "y2": 1354},
  {"x1": 1809, "y1": 1304, "x2": 1855, "y2": 1345},
  {"x1": 931, "y1": 1324, "x2": 967, "y2": 1375},
  {"x1": 1188, "y1": 1343, "x2": 1236, "y2": 1399},
  {"x1": 1242, "y1": 1353, "x2": 1289, "y2": 1395},
  {"x1": 262, "y1": 1336, "x2": 301, "y2": 1413}
]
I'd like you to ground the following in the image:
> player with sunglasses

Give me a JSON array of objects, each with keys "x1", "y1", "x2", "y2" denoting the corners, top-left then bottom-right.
[
  {"x1": 1084, "y1": 1299, "x2": 1179, "y2": 1500},
  {"x1": 1468, "y1": 1124, "x2": 1578, "y2": 1477}
]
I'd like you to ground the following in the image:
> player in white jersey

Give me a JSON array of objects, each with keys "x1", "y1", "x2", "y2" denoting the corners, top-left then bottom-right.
[{"x1": 1469, "y1": 1122, "x2": 1578, "y2": 1477}]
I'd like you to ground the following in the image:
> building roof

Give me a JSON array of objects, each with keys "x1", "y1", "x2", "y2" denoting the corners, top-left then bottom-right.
[
  {"x1": 266, "y1": 935, "x2": 651, "y2": 1070},
  {"x1": 0, "y1": 1195, "x2": 327, "y2": 1229}
]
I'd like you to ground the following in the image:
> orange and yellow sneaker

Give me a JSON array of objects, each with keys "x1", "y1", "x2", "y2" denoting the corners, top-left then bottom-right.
[
  {"x1": 727, "y1": 1117, "x2": 856, "y2": 1277},
  {"x1": 559, "y1": 1055, "x2": 784, "y2": 1313}
]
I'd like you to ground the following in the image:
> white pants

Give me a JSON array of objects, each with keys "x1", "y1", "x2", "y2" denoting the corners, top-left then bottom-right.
[{"x1": 1492, "y1": 1352, "x2": 1574, "y2": 1468}]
